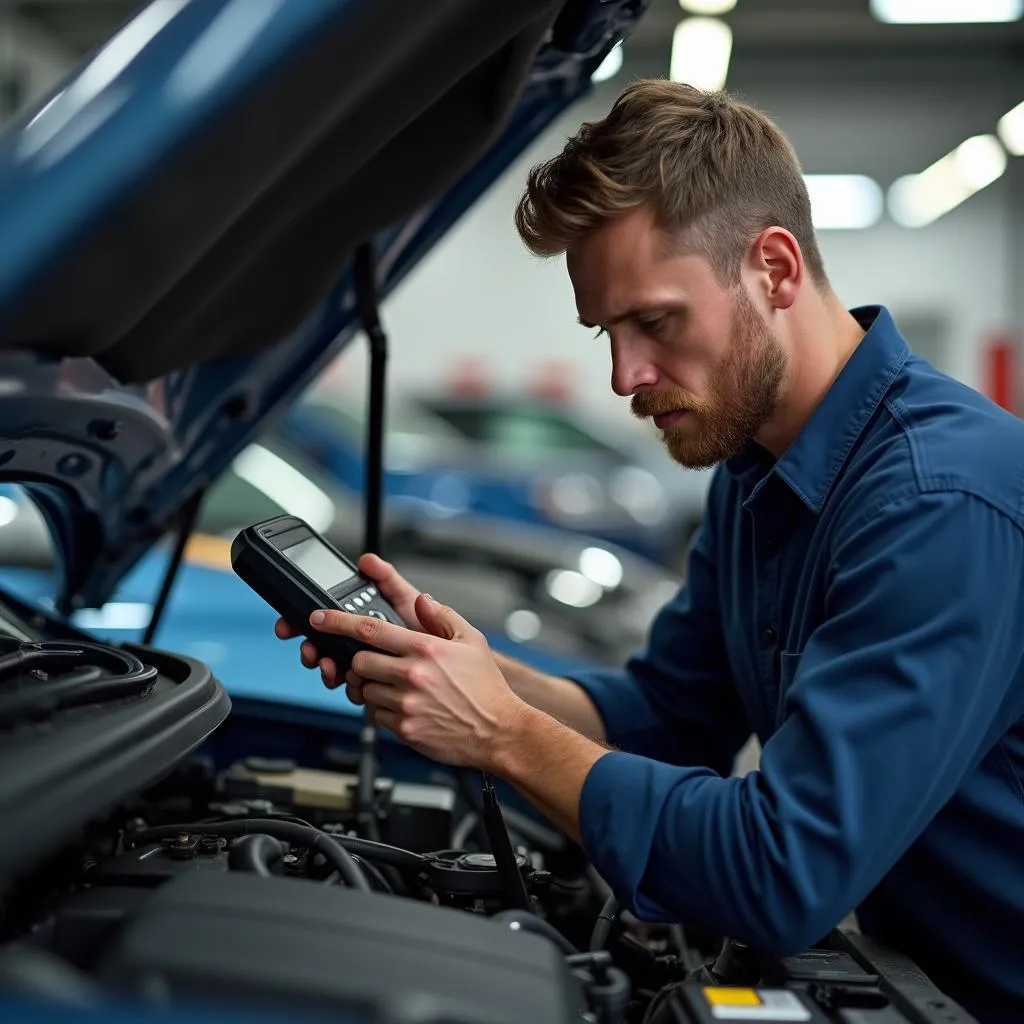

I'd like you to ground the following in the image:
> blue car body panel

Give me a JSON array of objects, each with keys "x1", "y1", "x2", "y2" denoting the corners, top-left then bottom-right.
[
  {"x1": 0, "y1": 0, "x2": 652, "y2": 613},
  {"x1": 0, "y1": 554, "x2": 597, "y2": 716}
]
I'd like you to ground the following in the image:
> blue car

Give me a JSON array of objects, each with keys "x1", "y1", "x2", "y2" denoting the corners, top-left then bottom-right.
[
  {"x1": 280, "y1": 391, "x2": 704, "y2": 567},
  {"x1": 0, "y1": 3, "x2": 974, "y2": 1024}
]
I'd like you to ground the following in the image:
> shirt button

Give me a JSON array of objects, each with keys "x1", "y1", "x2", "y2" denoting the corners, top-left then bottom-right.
[{"x1": 762, "y1": 627, "x2": 777, "y2": 644}]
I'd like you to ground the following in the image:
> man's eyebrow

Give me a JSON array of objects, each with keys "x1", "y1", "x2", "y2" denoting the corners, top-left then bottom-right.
[{"x1": 578, "y1": 305, "x2": 681, "y2": 330}]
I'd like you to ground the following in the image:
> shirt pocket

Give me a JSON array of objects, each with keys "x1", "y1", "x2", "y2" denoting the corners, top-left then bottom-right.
[{"x1": 776, "y1": 650, "x2": 803, "y2": 728}]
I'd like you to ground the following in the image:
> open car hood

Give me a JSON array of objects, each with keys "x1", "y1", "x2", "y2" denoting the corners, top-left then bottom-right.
[{"x1": 0, "y1": 0, "x2": 649, "y2": 614}]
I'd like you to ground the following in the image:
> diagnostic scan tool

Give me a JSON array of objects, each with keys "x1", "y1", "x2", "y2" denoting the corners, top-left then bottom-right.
[{"x1": 231, "y1": 515, "x2": 403, "y2": 674}]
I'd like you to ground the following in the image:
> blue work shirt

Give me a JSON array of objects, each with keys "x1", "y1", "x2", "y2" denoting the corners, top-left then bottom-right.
[{"x1": 572, "y1": 306, "x2": 1024, "y2": 1023}]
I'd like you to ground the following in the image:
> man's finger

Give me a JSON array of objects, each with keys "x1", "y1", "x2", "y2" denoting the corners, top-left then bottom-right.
[
  {"x1": 300, "y1": 640, "x2": 319, "y2": 669},
  {"x1": 362, "y1": 681, "x2": 404, "y2": 712},
  {"x1": 319, "y1": 658, "x2": 340, "y2": 689},
  {"x1": 350, "y1": 649, "x2": 409, "y2": 687},
  {"x1": 358, "y1": 554, "x2": 421, "y2": 605},
  {"x1": 372, "y1": 705, "x2": 401, "y2": 736},
  {"x1": 345, "y1": 681, "x2": 365, "y2": 706},
  {"x1": 415, "y1": 594, "x2": 476, "y2": 643},
  {"x1": 275, "y1": 618, "x2": 299, "y2": 640},
  {"x1": 310, "y1": 609, "x2": 414, "y2": 655}
]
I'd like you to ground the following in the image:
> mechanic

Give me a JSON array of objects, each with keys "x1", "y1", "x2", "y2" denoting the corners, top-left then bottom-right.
[{"x1": 277, "y1": 81, "x2": 1024, "y2": 1022}]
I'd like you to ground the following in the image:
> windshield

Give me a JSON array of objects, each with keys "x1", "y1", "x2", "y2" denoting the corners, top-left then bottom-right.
[{"x1": 420, "y1": 401, "x2": 623, "y2": 459}]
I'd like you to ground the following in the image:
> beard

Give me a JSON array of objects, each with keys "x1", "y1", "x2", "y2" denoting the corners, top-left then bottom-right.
[{"x1": 630, "y1": 292, "x2": 787, "y2": 469}]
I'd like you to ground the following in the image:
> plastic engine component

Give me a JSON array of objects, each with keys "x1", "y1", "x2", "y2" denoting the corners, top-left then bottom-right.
[{"x1": 99, "y1": 871, "x2": 584, "y2": 1024}]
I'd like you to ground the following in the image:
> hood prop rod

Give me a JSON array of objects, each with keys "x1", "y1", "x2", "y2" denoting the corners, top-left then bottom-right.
[
  {"x1": 142, "y1": 488, "x2": 204, "y2": 647},
  {"x1": 353, "y1": 240, "x2": 387, "y2": 842}
]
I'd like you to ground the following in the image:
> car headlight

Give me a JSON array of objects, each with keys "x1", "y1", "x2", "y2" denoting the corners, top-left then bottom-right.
[
  {"x1": 544, "y1": 569, "x2": 604, "y2": 609},
  {"x1": 608, "y1": 466, "x2": 668, "y2": 526},
  {"x1": 538, "y1": 473, "x2": 605, "y2": 520},
  {"x1": 578, "y1": 546, "x2": 623, "y2": 589}
]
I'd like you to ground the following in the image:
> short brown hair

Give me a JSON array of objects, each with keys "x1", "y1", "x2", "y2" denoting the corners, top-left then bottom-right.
[{"x1": 514, "y1": 79, "x2": 827, "y2": 286}]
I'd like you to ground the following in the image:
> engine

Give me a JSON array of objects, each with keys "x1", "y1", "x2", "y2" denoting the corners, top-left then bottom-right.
[{"x1": 0, "y1": 636, "x2": 977, "y2": 1024}]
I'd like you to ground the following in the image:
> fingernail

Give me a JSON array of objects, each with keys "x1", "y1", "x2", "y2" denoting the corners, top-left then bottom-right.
[
  {"x1": 423, "y1": 593, "x2": 435, "y2": 603},
  {"x1": 310, "y1": 610, "x2": 325, "y2": 626}
]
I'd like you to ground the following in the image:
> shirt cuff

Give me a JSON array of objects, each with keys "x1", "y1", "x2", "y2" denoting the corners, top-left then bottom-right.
[{"x1": 579, "y1": 749, "x2": 716, "y2": 921}]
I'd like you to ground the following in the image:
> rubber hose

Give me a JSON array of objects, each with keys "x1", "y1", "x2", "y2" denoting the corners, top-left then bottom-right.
[
  {"x1": 490, "y1": 909, "x2": 579, "y2": 956},
  {"x1": 590, "y1": 894, "x2": 620, "y2": 951},
  {"x1": 229, "y1": 834, "x2": 284, "y2": 877},
  {"x1": 128, "y1": 819, "x2": 371, "y2": 891}
]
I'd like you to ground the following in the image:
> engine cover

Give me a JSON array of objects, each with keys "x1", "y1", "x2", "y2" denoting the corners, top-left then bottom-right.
[{"x1": 99, "y1": 871, "x2": 584, "y2": 1024}]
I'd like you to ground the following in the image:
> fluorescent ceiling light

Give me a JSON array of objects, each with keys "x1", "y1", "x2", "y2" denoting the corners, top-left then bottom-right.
[
  {"x1": 679, "y1": 0, "x2": 737, "y2": 13},
  {"x1": 888, "y1": 134, "x2": 1007, "y2": 228},
  {"x1": 591, "y1": 41, "x2": 623, "y2": 83},
  {"x1": 870, "y1": 0, "x2": 1022, "y2": 23},
  {"x1": 670, "y1": 17, "x2": 733, "y2": 91},
  {"x1": 804, "y1": 175, "x2": 884, "y2": 230},
  {"x1": 997, "y1": 99, "x2": 1024, "y2": 155}
]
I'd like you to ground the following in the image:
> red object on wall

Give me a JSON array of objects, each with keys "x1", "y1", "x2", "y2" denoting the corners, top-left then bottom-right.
[
  {"x1": 983, "y1": 334, "x2": 1020, "y2": 414},
  {"x1": 528, "y1": 361, "x2": 574, "y2": 402},
  {"x1": 449, "y1": 357, "x2": 491, "y2": 396}
]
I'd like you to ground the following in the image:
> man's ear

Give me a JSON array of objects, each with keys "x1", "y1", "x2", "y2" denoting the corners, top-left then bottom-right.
[{"x1": 749, "y1": 227, "x2": 802, "y2": 311}]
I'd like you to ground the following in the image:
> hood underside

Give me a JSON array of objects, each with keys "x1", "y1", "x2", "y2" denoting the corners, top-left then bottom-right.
[{"x1": 0, "y1": 0, "x2": 650, "y2": 612}]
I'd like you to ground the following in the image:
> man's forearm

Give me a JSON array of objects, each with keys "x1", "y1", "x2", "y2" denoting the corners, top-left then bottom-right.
[
  {"x1": 489, "y1": 702, "x2": 610, "y2": 843},
  {"x1": 493, "y1": 651, "x2": 606, "y2": 742}
]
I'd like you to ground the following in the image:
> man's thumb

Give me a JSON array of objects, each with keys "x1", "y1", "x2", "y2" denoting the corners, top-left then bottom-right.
[{"x1": 415, "y1": 593, "x2": 465, "y2": 641}]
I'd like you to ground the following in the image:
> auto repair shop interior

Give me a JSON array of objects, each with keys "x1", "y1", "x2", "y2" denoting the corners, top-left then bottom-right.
[{"x1": 0, "y1": 3, "x2": 1020, "y2": 1024}]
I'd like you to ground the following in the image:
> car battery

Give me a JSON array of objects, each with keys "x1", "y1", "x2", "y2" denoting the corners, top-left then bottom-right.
[{"x1": 672, "y1": 985, "x2": 831, "y2": 1023}]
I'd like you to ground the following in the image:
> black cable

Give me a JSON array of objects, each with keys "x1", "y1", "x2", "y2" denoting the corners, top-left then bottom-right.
[
  {"x1": 452, "y1": 812, "x2": 479, "y2": 849},
  {"x1": 354, "y1": 239, "x2": 388, "y2": 842},
  {"x1": 590, "y1": 894, "x2": 620, "y2": 951},
  {"x1": 348, "y1": 854, "x2": 393, "y2": 893},
  {"x1": 490, "y1": 910, "x2": 579, "y2": 956},
  {"x1": 207, "y1": 811, "x2": 318, "y2": 830},
  {"x1": 0, "y1": 641, "x2": 157, "y2": 719},
  {"x1": 458, "y1": 768, "x2": 565, "y2": 852},
  {"x1": 143, "y1": 489, "x2": 204, "y2": 646},
  {"x1": 480, "y1": 771, "x2": 532, "y2": 910},
  {"x1": 670, "y1": 923, "x2": 701, "y2": 973},
  {"x1": 127, "y1": 819, "x2": 371, "y2": 891},
  {"x1": 228, "y1": 834, "x2": 284, "y2": 877}
]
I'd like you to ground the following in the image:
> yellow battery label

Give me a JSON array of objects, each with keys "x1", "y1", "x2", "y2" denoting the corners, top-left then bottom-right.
[
  {"x1": 701, "y1": 987, "x2": 812, "y2": 1021},
  {"x1": 703, "y1": 989, "x2": 762, "y2": 1007}
]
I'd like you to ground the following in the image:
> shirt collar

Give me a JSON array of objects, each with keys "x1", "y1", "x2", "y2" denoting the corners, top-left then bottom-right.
[{"x1": 725, "y1": 305, "x2": 910, "y2": 513}]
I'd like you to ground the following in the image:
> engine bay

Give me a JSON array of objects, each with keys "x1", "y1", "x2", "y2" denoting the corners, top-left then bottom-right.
[{"x1": 0, "y1": 602, "x2": 978, "y2": 1024}]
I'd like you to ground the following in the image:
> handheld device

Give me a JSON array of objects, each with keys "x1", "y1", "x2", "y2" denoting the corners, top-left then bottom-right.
[{"x1": 231, "y1": 515, "x2": 403, "y2": 674}]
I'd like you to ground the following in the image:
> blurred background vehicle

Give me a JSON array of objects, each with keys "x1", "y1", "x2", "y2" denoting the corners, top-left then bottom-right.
[{"x1": 281, "y1": 388, "x2": 710, "y2": 569}]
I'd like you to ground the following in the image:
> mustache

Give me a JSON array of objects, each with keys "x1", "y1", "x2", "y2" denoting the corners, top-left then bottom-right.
[{"x1": 630, "y1": 390, "x2": 701, "y2": 419}]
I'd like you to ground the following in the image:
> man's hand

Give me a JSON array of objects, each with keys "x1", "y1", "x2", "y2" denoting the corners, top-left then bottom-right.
[
  {"x1": 305, "y1": 594, "x2": 529, "y2": 769},
  {"x1": 274, "y1": 553, "x2": 425, "y2": 699}
]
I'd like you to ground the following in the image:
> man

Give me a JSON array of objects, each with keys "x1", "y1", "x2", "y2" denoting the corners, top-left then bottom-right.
[{"x1": 276, "y1": 81, "x2": 1024, "y2": 1021}]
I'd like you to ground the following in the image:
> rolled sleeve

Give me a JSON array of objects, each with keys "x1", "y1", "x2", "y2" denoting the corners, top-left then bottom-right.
[{"x1": 577, "y1": 491, "x2": 1024, "y2": 954}]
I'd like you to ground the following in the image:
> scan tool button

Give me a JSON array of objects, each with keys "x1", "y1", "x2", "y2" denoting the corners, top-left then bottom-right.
[
  {"x1": 343, "y1": 603, "x2": 356, "y2": 612},
  {"x1": 353, "y1": 597, "x2": 364, "y2": 608},
  {"x1": 366, "y1": 587, "x2": 377, "y2": 597},
  {"x1": 368, "y1": 610, "x2": 387, "y2": 620},
  {"x1": 360, "y1": 591, "x2": 372, "y2": 602}
]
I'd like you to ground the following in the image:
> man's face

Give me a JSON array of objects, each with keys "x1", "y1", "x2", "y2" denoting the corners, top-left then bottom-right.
[{"x1": 567, "y1": 205, "x2": 787, "y2": 469}]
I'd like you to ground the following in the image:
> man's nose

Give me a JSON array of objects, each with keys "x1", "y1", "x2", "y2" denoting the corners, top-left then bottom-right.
[{"x1": 610, "y1": 340, "x2": 658, "y2": 397}]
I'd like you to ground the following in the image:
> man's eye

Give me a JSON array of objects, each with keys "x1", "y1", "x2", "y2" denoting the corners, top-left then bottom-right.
[{"x1": 638, "y1": 317, "x2": 665, "y2": 335}]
